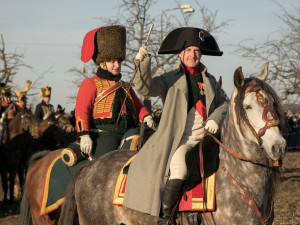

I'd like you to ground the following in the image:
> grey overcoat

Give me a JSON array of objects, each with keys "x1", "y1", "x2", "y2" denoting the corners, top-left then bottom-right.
[{"x1": 123, "y1": 56, "x2": 229, "y2": 216}]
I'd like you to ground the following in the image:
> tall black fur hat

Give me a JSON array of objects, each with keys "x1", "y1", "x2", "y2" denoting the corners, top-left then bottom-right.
[
  {"x1": 158, "y1": 27, "x2": 223, "y2": 56},
  {"x1": 81, "y1": 25, "x2": 126, "y2": 65},
  {"x1": 40, "y1": 86, "x2": 51, "y2": 98}
]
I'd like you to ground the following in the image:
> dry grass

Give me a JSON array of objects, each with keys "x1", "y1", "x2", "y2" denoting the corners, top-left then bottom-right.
[
  {"x1": 273, "y1": 151, "x2": 300, "y2": 225},
  {"x1": 0, "y1": 151, "x2": 299, "y2": 225}
]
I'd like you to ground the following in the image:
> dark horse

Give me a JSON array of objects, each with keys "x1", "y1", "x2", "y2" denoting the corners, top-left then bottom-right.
[
  {"x1": 38, "y1": 111, "x2": 75, "y2": 150},
  {"x1": 0, "y1": 109, "x2": 40, "y2": 203},
  {"x1": 20, "y1": 63, "x2": 286, "y2": 225}
]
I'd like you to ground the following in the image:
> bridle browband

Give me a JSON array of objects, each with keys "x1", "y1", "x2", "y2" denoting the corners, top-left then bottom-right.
[{"x1": 236, "y1": 81, "x2": 280, "y2": 147}]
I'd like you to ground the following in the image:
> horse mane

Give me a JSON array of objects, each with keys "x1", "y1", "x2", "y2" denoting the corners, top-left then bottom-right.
[
  {"x1": 234, "y1": 77, "x2": 285, "y2": 131},
  {"x1": 8, "y1": 111, "x2": 21, "y2": 130}
]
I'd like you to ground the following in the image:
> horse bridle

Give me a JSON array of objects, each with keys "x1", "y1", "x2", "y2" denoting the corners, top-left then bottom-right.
[
  {"x1": 237, "y1": 81, "x2": 280, "y2": 147},
  {"x1": 201, "y1": 82, "x2": 281, "y2": 225}
]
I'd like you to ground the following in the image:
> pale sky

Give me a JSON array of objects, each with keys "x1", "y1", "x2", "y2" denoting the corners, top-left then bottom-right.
[{"x1": 0, "y1": 0, "x2": 297, "y2": 112}]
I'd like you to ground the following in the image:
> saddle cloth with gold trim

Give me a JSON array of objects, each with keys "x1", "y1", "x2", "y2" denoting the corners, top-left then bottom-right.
[{"x1": 113, "y1": 155, "x2": 216, "y2": 211}]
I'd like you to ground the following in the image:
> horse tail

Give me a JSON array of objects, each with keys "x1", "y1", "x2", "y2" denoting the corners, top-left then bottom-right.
[
  {"x1": 58, "y1": 166, "x2": 83, "y2": 225},
  {"x1": 19, "y1": 184, "x2": 32, "y2": 225},
  {"x1": 19, "y1": 150, "x2": 51, "y2": 225}
]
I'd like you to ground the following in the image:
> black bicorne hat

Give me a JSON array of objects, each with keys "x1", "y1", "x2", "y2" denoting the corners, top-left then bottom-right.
[{"x1": 158, "y1": 27, "x2": 223, "y2": 56}]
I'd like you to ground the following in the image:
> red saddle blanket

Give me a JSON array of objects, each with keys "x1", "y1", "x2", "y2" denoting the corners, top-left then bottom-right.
[{"x1": 113, "y1": 155, "x2": 216, "y2": 211}]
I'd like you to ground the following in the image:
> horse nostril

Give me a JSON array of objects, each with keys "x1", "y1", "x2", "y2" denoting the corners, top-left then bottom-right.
[
  {"x1": 272, "y1": 144, "x2": 280, "y2": 154},
  {"x1": 272, "y1": 142, "x2": 286, "y2": 157}
]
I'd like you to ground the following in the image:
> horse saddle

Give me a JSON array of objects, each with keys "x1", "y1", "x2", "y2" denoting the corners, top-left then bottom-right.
[{"x1": 113, "y1": 133, "x2": 220, "y2": 211}]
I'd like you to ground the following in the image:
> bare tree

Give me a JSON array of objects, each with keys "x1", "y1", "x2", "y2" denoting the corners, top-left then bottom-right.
[
  {"x1": 0, "y1": 34, "x2": 31, "y2": 86},
  {"x1": 234, "y1": 1, "x2": 300, "y2": 104},
  {"x1": 0, "y1": 34, "x2": 52, "y2": 105}
]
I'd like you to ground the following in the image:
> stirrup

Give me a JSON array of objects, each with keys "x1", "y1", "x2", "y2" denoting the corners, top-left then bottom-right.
[
  {"x1": 157, "y1": 217, "x2": 170, "y2": 225},
  {"x1": 186, "y1": 212, "x2": 202, "y2": 225}
]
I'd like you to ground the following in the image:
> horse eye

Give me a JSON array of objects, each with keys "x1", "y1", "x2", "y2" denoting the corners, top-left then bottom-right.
[{"x1": 244, "y1": 105, "x2": 252, "y2": 110}]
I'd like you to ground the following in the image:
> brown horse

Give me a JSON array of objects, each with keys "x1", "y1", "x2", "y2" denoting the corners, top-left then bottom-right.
[
  {"x1": 20, "y1": 149, "x2": 62, "y2": 225},
  {"x1": 54, "y1": 111, "x2": 77, "y2": 148},
  {"x1": 38, "y1": 112, "x2": 75, "y2": 150},
  {"x1": 16, "y1": 111, "x2": 74, "y2": 221},
  {"x1": 0, "y1": 109, "x2": 40, "y2": 203},
  {"x1": 19, "y1": 125, "x2": 154, "y2": 225}
]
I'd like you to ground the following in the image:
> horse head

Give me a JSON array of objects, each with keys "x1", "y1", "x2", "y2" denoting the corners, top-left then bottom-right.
[
  {"x1": 7, "y1": 109, "x2": 40, "y2": 141},
  {"x1": 54, "y1": 112, "x2": 74, "y2": 133},
  {"x1": 20, "y1": 109, "x2": 40, "y2": 139},
  {"x1": 232, "y1": 62, "x2": 286, "y2": 161}
]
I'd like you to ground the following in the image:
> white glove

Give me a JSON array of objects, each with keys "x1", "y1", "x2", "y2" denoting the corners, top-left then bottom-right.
[
  {"x1": 80, "y1": 134, "x2": 93, "y2": 155},
  {"x1": 143, "y1": 115, "x2": 157, "y2": 130},
  {"x1": 205, "y1": 120, "x2": 219, "y2": 134},
  {"x1": 135, "y1": 46, "x2": 148, "y2": 61},
  {"x1": 1, "y1": 113, "x2": 5, "y2": 118}
]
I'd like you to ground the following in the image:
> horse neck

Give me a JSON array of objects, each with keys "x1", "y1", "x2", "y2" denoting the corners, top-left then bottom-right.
[
  {"x1": 220, "y1": 102, "x2": 272, "y2": 204},
  {"x1": 8, "y1": 116, "x2": 23, "y2": 139},
  {"x1": 39, "y1": 118, "x2": 54, "y2": 133}
]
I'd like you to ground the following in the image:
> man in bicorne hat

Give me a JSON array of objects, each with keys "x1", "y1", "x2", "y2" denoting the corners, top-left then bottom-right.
[
  {"x1": 123, "y1": 27, "x2": 229, "y2": 224},
  {"x1": 60, "y1": 25, "x2": 156, "y2": 166},
  {"x1": 34, "y1": 85, "x2": 55, "y2": 122}
]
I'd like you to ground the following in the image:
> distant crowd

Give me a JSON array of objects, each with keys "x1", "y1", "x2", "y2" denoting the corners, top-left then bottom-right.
[{"x1": 284, "y1": 109, "x2": 300, "y2": 151}]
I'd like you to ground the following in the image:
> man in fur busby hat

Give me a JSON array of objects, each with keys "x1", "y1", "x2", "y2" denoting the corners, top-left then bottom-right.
[
  {"x1": 60, "y1": 25, "x2": 156, "y2": 166},
  {"x1": 123, "y1": 27, "x2": 229, "y2": 224},
  {"x1": 34, "y1": 85, "x2": 54, "y2": 122}
]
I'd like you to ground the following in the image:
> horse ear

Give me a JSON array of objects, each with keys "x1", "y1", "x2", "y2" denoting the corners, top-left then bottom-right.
[
  {"x1": 257, "y1": 62, "x2": 269, "y2": 81},
  {"x1": 234, "y1": 66, "x2": 244, "y2": 89},
  {"x1": 217, "y1": 76, "x2": 222, "y2": 88}
]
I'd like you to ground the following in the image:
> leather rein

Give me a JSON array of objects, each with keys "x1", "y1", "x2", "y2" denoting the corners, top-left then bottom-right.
[{"x1": 200, "y1": 82, "x2": 280, "y2": 225}]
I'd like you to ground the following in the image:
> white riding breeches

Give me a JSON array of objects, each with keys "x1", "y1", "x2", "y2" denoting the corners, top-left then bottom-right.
[{"x1": 169, "y1": 108, "x2": 205, "y2": 180}]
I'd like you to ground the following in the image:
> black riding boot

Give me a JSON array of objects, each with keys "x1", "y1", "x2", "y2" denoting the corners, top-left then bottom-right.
[{"x1": 157, "y1": 179, "x2": 184, "y2": 225}]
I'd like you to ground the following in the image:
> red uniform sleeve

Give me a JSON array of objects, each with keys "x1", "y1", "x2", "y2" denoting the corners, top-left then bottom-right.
[
  {"x1": 75, "y1": 78, "x2": 96, "y2": 135},
  {"x1": 129, "y1": 88, "x2": 149, "y2": 122}
]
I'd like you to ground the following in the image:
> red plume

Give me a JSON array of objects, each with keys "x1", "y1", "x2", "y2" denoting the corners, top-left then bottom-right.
[{"x1": 81, "y1": 27, "x2": 103, "y2": 63}]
